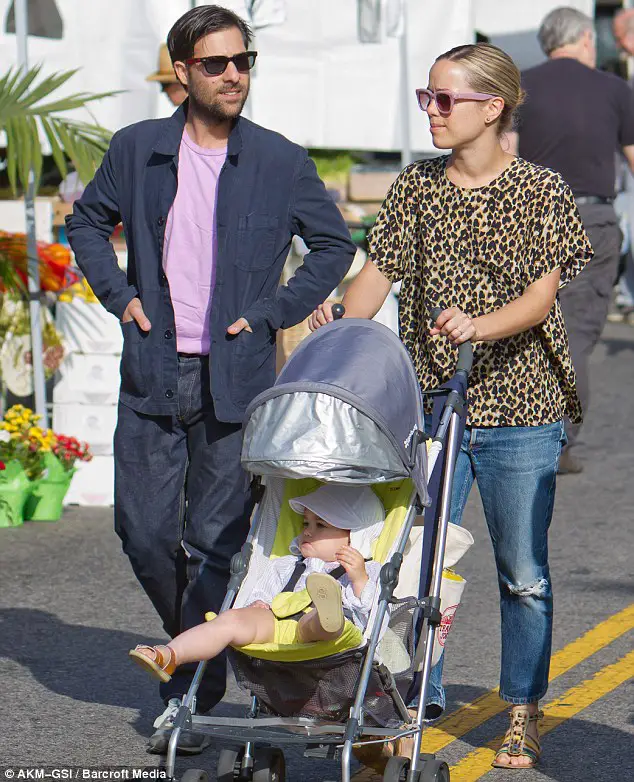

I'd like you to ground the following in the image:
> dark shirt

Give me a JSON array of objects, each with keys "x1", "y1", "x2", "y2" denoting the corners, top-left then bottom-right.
[
  {"x1": 518, "y1": 58, "x2": 634, "y2": 199},
  {"x1": 66, "y1": 105, "x2": 355, "y2": 423}
]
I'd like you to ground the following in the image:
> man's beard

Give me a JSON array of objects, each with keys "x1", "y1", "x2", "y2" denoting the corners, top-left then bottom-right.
[{"x1": 188, "y1": 83, "x2": 249, "y2": 123}]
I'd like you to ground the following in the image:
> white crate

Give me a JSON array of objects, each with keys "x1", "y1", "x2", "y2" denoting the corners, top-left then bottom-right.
[
  {"x1": 56, "y1": 299, "x2": 123, "y2": 355},
  {"x1": 54, "y1": 353, "x2": 121, "y2": 405},
  {"x1": 53, "y1": 404, "x2": 118, "y2": 456},
  {"x1": 64, "y1": 455, "x2": 114, "y2": 507},
  {"x1": 0, "y1": 198, "x2": 53, "y2": 241}
]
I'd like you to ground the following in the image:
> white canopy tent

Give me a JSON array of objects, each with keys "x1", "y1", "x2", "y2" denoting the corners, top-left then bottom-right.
[
  {"x1": 0, "y1": 0, "x2": 599, "y2": 152},
  {"x1": 0, "y1": 0, "x2": 472, "y2": 153}
]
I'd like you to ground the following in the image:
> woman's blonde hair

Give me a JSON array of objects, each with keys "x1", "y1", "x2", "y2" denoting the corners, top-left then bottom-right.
[{"x1": 435, "y1": 43, "x2": 525, "y2": 133}]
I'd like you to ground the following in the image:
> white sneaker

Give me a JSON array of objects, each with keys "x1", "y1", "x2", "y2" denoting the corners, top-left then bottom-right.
[{"x1": 153, "y1": 697, "x2": 182, "y2": 729}]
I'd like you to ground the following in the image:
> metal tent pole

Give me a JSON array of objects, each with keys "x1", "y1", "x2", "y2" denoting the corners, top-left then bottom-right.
[
  {"x1": 15, "y1": 0, "x2": 49, "y2": 427},
  {"x1": 399, "y1": 0, "x2": 412, "y2": 166}
]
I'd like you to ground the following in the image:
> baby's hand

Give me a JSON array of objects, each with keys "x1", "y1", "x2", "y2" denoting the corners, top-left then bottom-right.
[
  {"x1": 249, "y1": 600, "x2": 271, "y2": 610},
  {"x1": 336, "y1": 545, "x2": 368, "y2": 596}
]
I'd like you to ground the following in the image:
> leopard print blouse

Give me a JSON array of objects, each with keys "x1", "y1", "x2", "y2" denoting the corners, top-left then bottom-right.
[{"x1": 369, "y1": 155, "x2": 593, "y2": 427}]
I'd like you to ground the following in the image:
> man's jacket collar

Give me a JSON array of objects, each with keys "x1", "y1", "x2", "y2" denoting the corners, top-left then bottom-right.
[{"x1": 152, "y1": 100, "x2": 244, "y2": 157}]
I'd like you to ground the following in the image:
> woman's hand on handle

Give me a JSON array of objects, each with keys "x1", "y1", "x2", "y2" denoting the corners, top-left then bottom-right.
[
  {"x1": 430, "y1": 307, "x2": 478, "y2": 345},
  {"x1": 308, "y1": 260, "x2": 394, "y2": 332}
]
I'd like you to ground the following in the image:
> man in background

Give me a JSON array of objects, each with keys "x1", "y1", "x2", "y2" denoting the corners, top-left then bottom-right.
[
  {"x1": 147, "y1": 42, "x2": 188, "y2": 106},
  {"x1": 511, "y1": 6, "x2": 634, "y2": 474}
]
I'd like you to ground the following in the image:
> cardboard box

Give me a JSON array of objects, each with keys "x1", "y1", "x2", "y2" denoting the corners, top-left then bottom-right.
[
  {"x1": 348, "y1": 167, "x2": 400, "y2": 203},
  {"x1": 52, "y1": 199, "x2": 74, "y2": 227}
]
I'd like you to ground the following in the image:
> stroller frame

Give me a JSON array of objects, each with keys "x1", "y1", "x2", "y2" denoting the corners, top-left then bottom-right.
[{"x1": 162, "y1": 323, "x2": 472, "y2": 782}]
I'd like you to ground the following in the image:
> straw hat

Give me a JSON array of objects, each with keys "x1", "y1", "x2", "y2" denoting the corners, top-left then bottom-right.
[{"x1": 147, "y1": 43, "x2": 178, "y2": 84}]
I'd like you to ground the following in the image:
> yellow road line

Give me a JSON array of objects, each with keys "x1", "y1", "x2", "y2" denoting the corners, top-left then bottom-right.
[
  {"x1": 421, "y1": 602, "x2": 634, "y2": 754},
  {"x1": 351, "y1": 604, "x2": 634, "y2": 781},
  {"x1": 449, "y1": 649, "x2": 634, "y2": 781}
]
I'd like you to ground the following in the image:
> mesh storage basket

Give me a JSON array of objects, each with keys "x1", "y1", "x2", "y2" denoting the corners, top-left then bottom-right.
[{"x1": 229, "y1": 597, "x2": 418, "y2": 727}]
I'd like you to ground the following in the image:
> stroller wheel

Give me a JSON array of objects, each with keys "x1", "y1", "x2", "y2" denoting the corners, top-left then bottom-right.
[
  {"x1": 419, "y1": 758, "x2": 450, "y2": 782},
  {"x1": 383, "y1": 756, "x2": 409, "y2": 782},
  {"x1": 253, "y1": 747, "x2": 286, "y2": 782},
  {"x1": 179, "y1": 772, "x2": 208, "y2": 782},
  {"x1": 217, "y1": 747, "x2": 243, "y2": 781}
]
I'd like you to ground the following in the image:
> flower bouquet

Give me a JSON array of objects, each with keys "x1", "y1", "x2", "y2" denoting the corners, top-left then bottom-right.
[
  {"x1": 0, "y1": 297, "x2": 66, "y2": 397},
  {"x1": 24, "y1": 432, "x2": 92, "y2": 522},
  {"x1": 0, "y1": 405, "x2": 51, "y2": 526}
]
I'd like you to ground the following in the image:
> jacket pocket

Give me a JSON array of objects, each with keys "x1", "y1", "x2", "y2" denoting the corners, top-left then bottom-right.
[
  {"x1": 235, "y1": 213, "x2": 279, "y2": 270},
  {"x1": 231, "y1": 321, "x2": 277, "y2": 405},
  {"x1": 119, "y1": 320, "x2": 148, "y2": 398}
]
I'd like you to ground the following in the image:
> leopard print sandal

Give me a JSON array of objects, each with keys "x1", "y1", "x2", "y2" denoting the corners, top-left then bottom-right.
[{"x1": 492, "y1": 707, "x2": 543, "y2": 769}]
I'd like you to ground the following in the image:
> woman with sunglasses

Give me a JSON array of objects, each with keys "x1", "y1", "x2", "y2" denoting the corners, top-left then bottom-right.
[{"x1": 309, "y1": 42, "x2": 592, "y2": 769}]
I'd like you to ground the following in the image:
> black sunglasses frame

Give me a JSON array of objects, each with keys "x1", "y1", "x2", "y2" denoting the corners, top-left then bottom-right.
[{"x1": 184, "y1": 51, "x2": 258, "y2": 76}]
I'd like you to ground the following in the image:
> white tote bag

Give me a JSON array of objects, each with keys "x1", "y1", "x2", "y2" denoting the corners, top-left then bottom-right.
[{"x1": 394, "y1": 522, "x2": 474, "y2": 666}]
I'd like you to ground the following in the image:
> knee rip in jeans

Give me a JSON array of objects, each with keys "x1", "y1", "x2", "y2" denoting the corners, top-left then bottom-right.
[{"x1": 506, "y1": 577, "x2": 550, "y2": 599}]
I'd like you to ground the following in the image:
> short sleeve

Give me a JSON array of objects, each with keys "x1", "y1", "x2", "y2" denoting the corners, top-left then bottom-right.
[
  {"x1": 525, "y1": 177, "x2": 593, "y2": 289},
  {"x1": 367, "y1": 163, "x2": 420, "y2": 283},
  {"x1": 617, "y1": 81, "x2": 634, "y2": 148}
]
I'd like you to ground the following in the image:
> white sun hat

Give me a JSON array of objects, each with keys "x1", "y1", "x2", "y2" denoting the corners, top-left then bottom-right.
[{"x1": 289, "y1": 484, "x2": 385, "y2": 558}]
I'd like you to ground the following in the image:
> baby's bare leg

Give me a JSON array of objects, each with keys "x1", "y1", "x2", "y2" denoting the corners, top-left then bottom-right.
[
  {"x1": 168, "y1": 607, "x2": 276, "y2": 665},
  {"x1": 297, "y1": 608, "x2": 344, "y2": 643}
]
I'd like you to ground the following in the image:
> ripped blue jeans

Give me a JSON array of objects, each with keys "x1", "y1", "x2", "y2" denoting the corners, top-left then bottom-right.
[{"x1": 423, "y1": 420, "x2": 565, "y2": 709}]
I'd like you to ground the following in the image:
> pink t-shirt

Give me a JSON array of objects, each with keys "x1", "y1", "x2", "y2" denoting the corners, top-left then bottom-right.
[{"x1": 163, "y1": 131, "x2": 227, "y2": 354}]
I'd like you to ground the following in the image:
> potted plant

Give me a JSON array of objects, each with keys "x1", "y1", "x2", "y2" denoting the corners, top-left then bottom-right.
[
  {"x1": 24, "y1": 432, "x2": 92, "y2": 521},
  {"x1": 0, "y1": 404, "x2": 48, "y2": 526}
]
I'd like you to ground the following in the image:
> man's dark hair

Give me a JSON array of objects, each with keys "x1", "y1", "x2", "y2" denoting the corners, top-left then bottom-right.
[{"x1": 167, "y1": 5, "x2": 253, "y2": 63}]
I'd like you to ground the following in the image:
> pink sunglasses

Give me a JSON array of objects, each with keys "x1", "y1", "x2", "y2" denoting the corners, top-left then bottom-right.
[{"x1": 416, "y1": 88, "x2": 496, "y2": 116}]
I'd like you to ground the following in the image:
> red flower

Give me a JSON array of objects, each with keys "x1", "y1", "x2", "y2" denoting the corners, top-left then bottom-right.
[{"x1": 0, "y1": 461, "x2": 5, "y2": 470}]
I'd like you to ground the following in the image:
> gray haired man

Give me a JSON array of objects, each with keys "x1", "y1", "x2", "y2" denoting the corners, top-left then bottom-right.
[{"x1": 510, "y1": 6, "x2": 634, "y2": 473}]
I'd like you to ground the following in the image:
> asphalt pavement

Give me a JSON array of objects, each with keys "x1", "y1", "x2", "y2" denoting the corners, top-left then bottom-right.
[{"x1": 1, "y1": 321, "x2": 633, "y2": 782}]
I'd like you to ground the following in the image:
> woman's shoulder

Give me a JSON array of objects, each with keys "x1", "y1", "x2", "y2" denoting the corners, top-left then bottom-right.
[
  {"x1": 510, "y1": 157, "x2": 571, "y2": 198},
  {"x1": 393, "y1": 155, "x2": 447, "y2": 187}
]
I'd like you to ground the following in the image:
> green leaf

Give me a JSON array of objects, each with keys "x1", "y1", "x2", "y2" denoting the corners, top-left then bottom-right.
[
  {"x1": 40, "y1": 115, "x2": 68, "y2": 180},
  {"x1": 0, "y1": 64, "x2": 117, "y2": 192}
]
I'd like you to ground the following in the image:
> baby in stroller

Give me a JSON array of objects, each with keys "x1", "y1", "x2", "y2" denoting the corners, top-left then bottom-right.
[{"x1": 129, "y1": 484, "x2": 385, "y2": 682}]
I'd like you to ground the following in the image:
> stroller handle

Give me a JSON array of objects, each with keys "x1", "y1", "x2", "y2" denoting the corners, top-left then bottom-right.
[
  {"x1": 331, "y1": 303, "x2": 346, "y2": 320},
  {"x1": 430, "y1": 307, "x2": 473, "y2": 376}
]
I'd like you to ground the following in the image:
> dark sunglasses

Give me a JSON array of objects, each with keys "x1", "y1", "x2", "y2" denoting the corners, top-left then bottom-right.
[
  {"x1": 184, "y1": 51, "x2": 257, "y2": 76},
  {"x1": 416, "y1": 88, "x2": 496, "y2": 117}
]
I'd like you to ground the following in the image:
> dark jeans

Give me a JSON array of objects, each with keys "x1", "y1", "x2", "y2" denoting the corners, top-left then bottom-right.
[
  {"x1": 560, "y1": 203, "x2": 621, "y2": 450},
  {"x1": 114, "y1": 355, "x2": 254, "y2": 712}
]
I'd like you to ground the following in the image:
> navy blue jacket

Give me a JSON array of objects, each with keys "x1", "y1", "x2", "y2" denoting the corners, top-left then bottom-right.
[{"x1": 66, "y1": 105, "x2": 355, "y2": 422}]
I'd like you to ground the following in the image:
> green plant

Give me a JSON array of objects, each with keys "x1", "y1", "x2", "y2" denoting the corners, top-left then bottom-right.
[
  {"x1": 308, "y1": 149, "x2": 362, "y2": 184},
  {"x1": 0, "y1": 404, "x2": 54, "y2": 480},
  {"x1": 0, "y1": 64, "x2": 116, "y2": 193},
  {"x1": 0, "y1": 65, "x2": 116, "y2": 298}
]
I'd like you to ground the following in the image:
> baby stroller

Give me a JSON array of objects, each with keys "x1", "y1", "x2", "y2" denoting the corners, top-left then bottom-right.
[{"x1": 163, "y1": 307, "x2": 472, "y2": 782}]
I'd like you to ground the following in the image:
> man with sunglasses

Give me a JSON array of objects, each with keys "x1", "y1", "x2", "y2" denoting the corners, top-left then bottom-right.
[{"x1": 67, "y1": 4, "x2": 355, "y2": 755}]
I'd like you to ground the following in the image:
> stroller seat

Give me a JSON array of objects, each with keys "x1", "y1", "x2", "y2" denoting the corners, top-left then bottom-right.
[{"x1": 205, "y1": 476, "x2": 413, "y2": 663}]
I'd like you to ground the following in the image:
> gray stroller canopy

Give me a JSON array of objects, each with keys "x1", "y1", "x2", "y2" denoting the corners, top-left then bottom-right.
[{"x1": 242, "y1": 319, "x2": 429, "y2": 506}]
